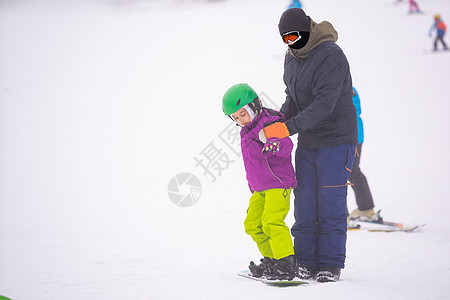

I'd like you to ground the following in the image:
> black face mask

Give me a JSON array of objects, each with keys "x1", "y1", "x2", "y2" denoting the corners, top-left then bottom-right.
[{"x1": 288, "y1": 31, "x2": 310, "y2": 50}]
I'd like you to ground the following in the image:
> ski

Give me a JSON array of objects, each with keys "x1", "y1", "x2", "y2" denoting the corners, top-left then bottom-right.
[
  {"x1": 348, "y1": 219, "x2": 425, "y2": 232},
  {"x1": 347, "y1": 210, "x2": 425, "y2": 232}
]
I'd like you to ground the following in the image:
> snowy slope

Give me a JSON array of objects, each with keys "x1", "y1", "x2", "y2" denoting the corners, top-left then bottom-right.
[{"x1": 1, "y1": 0, "x2": 450, "y2": 299}]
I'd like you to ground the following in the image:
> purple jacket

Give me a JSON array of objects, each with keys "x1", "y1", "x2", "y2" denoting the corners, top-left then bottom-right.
[{"x1": 240, "y1": 108, "x2": 297, "y2": 192}]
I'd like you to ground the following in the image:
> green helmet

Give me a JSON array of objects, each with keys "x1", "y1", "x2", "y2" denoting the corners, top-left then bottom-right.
[{"x1": 222, "y1": 83, "x2": 260, "y2": 116}]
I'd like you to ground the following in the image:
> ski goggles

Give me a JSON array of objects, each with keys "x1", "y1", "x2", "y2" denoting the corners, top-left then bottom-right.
[{"x1": 282, "y1": 31, "x2": 302, "y2": 45}]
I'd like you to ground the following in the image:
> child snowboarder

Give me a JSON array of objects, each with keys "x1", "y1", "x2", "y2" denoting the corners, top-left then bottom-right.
[
  {"x1": 429, "y1": 14, "x2": 448, "y2": 51},
  {"x1": 222, "y1": 83, "x2": 297, "y2": 281}
]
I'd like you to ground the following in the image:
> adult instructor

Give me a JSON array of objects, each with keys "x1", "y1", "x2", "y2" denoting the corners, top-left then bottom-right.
[{"x1": 262, "y1": 8, "x2": 357, "y2": 282}]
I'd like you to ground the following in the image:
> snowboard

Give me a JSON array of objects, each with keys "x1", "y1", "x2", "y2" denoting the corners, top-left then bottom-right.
[
  {"x1": 238, "y1": 270, "x2": 308, "y2": 286},
  {"x1": 348, "y1": 218, "x2": 425, "y2": 232}
]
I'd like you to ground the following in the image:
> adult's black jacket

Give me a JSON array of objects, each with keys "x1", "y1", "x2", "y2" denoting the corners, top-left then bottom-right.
[{"x1": 280, "y1": 19, "x2": 357, "y2": 149}]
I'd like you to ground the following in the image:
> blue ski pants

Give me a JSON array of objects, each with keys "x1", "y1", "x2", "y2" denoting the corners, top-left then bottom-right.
[{"x1": 291, "y1": 143, "x2": 356, "y2": 269}]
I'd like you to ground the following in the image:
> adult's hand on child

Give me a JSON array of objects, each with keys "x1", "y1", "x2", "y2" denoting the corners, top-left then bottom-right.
[
  {"x1": 262, "y1": 138, "x2": 281, "y2": 155},
  {"x1": 262, "y1": 122, "x2": 290, "y2": 139}
]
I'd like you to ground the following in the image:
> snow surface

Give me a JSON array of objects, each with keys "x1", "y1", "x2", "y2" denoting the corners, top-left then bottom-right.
[{"x1": 1, "y1": 0, "x2": 450, "y2": 299}]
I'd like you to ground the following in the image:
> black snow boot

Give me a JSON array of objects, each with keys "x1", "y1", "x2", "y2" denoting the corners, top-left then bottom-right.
[
  {"x1": 267, "y1": 255, "x2": 298, "y2": 281},
  {"x1": 248, "y1": 257, "x2": 274, "y2": 278},
  {"x1": 298, "y1": 264, "x2": 317, "y2": 280},
  {"x1": 316, "y1": 266, "x2": 341, "y2": 283}
]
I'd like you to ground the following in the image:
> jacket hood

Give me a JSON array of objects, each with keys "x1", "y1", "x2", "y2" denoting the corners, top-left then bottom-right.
[{"x1": 289, "y1": 18, "x2": 338, "y2": 60}]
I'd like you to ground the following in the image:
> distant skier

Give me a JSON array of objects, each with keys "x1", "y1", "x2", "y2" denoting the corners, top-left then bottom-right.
[
  {"x1": 408, "y1": 0, "x2": 421, "y2": 13},
  {"x1": 222, "y1": 83, "x2": 298, "y2": 281},
  {"x1": 348, "y1": 87, "x2": 380, "y2": 222},
  {"x1": 288, "y1": 0, "x2": 302, "y2": 9},
  {"x1": 429, "y1": 14, "x2": 448, "y2": 51}
]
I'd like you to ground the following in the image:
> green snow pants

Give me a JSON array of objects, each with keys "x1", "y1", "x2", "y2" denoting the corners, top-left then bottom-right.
[{"x1": 244, "y1": 188, "x2": 294, "y2": 260}]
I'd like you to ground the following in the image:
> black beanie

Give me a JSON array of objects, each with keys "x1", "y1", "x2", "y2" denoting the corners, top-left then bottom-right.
[{"x1": 278, "y1": 8, "x2": 311, "y2": 35}]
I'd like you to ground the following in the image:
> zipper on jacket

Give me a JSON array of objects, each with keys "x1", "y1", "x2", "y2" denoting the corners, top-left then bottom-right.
[{"x1": 265, "y1": 157, "x2": 284, "y2": 184}]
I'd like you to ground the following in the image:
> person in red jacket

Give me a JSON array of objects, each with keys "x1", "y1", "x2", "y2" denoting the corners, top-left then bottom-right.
[{"x1": 429, "y1": 14, "x2": 448, "y2": 51}]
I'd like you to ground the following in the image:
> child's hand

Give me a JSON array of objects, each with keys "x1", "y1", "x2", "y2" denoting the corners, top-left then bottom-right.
[{"x1": 262, "y1": 138, "x2": 281, "y2": 155}]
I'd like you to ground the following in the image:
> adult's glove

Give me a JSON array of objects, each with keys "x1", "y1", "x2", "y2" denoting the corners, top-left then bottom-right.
[{"x1": 262, "y1": 122, "x2": 290, "y2": 140}]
